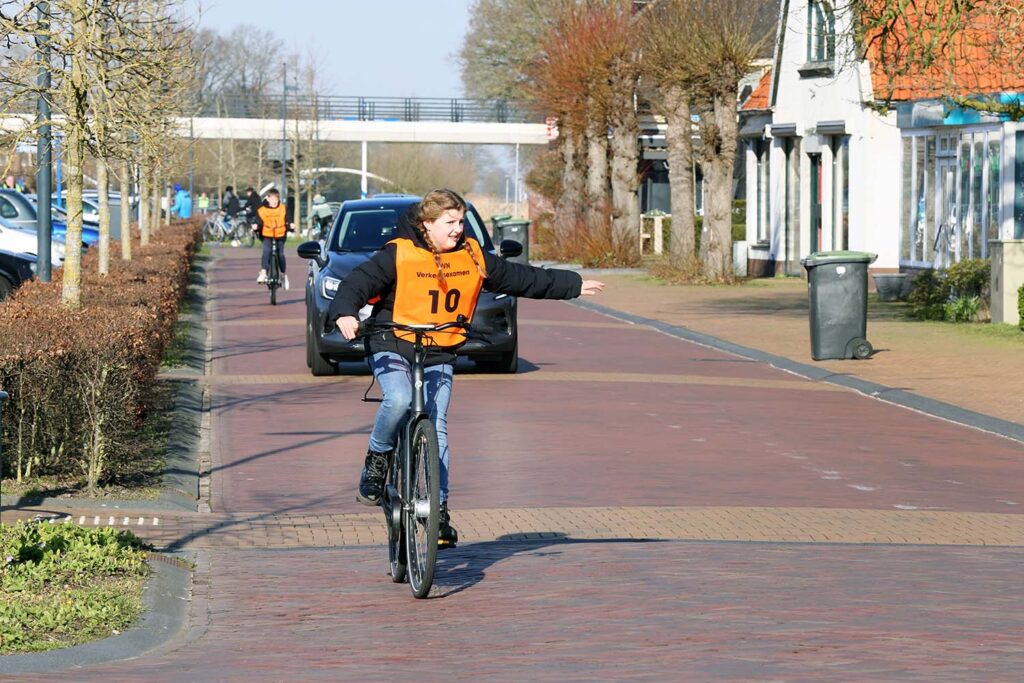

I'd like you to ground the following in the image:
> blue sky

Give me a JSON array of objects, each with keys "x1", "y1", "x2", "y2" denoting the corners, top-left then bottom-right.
[{"x1": 195, "y1": 0, "x2": 473, "y2": 98}]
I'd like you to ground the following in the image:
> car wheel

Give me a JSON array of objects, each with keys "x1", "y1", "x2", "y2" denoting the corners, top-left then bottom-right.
[
  {"x1": 0, "y1": 275, "x2": 13, "y2": 303},
  {"x1": 478, "y1": 333, "x2": 518, "y2": 374},
  {"x1": 310, "y1": 321, "x2": 338, "y2": 377}
]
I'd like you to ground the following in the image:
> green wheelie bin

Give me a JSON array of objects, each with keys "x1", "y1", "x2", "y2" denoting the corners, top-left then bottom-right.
[{"x1": 800, "y1": 251, "x2": 877, "y2": 360}]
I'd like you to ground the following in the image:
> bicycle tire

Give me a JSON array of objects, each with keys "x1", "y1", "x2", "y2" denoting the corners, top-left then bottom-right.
[
  {"x1": 268, "y1": 244, "x2": 280, "y2": 306},
  {"x1": 202, "y1": 220, "x2": 219, "y2": 242},
  {"x1": 386, "y1": 448, "x2": 408, "y2": 583},
  {"x1": 405, "y1": 418, "x2": 439, "y2": 599},
  {"x1": 243, "y1": 226, "x2": 255, "y2": 248}
]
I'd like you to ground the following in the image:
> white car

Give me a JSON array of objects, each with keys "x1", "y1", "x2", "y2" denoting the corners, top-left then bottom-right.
[{"x1": 0, "y1": 217, "x2": 65, "y2": 266}]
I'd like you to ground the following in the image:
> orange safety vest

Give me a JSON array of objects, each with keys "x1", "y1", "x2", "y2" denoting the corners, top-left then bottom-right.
[
  {"x1": 391, "y1": 237, "x2": 487, "y2": 347},
  {"x1": 257, "y1": 203, "x2": 288, "y2": 238}
]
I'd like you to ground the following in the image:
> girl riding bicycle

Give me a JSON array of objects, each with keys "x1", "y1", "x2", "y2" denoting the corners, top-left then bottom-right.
[{"x1": 329, "y1": 189, "x2": 604, "y2": 548}]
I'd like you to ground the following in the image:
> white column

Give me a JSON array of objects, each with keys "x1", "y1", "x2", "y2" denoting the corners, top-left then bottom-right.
[
  {"x1": 745, "y1": 142, "x2": 758, "y2": 243},
  {"x1": 821, "y1": 140, "x2": 835, "y2": 251}
]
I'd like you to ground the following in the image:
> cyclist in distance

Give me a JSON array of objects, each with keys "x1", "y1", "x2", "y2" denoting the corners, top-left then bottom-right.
[
  {"x1": 242, "y1": 186, "x2": 261, "y2": 225},
  {"x1": 252, "y1": 188, "x2": 294, "y2": 287},
  {"x1": 328, "y1": 188, "x2": 604, "y2": 548},
  {"x1": 221, "y1": 185, "x2": 240, "y2": 220}
]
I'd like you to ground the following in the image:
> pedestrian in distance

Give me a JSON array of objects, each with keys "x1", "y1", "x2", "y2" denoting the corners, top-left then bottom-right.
[
  {"x1": 221, "y1": 185, "x2": 240, "y2": 219},
  {"x1": 197, "y1": 192, "x2": 210, "y2": 213},
  {"x1": 170, "y1": 183, "x2": 192, "y2": 219},
  {"x1": 328, "y1": 188, "x2": 605, "y2": 548},
  {"x1": 252, "y1": 187, "x2": 294, "y2": 289},
  {"x1": 242, "y1": 186, "x2": 261, "y2": 224}
]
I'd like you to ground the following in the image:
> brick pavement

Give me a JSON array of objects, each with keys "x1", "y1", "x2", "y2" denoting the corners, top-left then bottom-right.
[{"x1": 5, "y1": 247, "x2": 1024, "y2": 681}]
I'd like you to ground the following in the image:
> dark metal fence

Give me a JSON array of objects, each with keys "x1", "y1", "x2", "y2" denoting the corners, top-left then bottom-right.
[{"x1": 194, "y1": 95, "x2": 540, "y2": 124}]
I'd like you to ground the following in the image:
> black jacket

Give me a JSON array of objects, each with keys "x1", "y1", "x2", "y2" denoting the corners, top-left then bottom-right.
[
  {"x1": 222, "y1": 191, "x2": 240, "y2": 218},
  {"x1": 243, "y1": 192, "x2": 261, "y2": 219},
  {"x1": 327, "y1": 218, "x2": 582, "y2": 364}
]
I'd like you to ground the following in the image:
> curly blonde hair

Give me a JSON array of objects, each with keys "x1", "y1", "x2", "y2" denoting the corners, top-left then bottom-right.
[{"x1": 410, "y1": 189, "x2": 486, "y2": 287}]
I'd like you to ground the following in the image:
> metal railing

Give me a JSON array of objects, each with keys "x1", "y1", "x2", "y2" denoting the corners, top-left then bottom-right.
[{"x1": 194, "y1": 95, "x2": 540, "y2": 124}]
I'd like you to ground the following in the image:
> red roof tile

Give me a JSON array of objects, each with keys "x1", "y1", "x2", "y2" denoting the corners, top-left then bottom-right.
[{"x1": 742, "y1": 69, "x2": 772, "y2": 111}]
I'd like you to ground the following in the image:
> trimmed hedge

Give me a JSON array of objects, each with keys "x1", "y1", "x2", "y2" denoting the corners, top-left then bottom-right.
[{"x1": 0, "y1": 219, "x2": 201, "y2": 490}]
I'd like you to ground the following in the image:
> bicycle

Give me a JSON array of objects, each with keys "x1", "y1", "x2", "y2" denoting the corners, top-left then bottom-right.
[
  {"x1": 202, "y1": 213, "x2": 254, "y2": 247},
  {"x1": 265, "y1": 238, "x2": 283, "y2": 305},
  {"x1": 354, "y1": 317, "x2": 471, "y2": 599}
]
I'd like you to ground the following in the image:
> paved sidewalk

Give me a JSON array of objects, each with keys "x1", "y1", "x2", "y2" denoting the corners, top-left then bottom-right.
[{"x1": 588, "y1": 273, "x2": 1024, "y2": 425}]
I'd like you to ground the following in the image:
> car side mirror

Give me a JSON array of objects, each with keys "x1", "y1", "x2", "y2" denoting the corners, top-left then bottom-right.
[
  {"x1": 499, "y1": 239, "x2": 523, "y2": 259},
  {"x1": 297, "y1": 240, "x2": 326, "y2": 268}
]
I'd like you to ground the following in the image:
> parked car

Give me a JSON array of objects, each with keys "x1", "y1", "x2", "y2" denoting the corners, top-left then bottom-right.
[
  {"x1": 0, "y1": 217, "x2": 66, "y2": 266},
  {"x1": 298, "y1": 195, "x2": 524, "y2": 376},
  {"x1": 0, "y1": 249, "x2": 35, "y2": 302},
  {"x1": 0, "y1": 189, "x2": 98, "y2": 246}
]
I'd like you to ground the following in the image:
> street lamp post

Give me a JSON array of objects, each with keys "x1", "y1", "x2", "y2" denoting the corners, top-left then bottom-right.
[{"x1": 280, "y1": 61, "x2": 287, "y2": 201}]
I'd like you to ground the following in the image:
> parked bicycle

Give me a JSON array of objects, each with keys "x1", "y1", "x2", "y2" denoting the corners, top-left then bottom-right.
[
  {"x1": 354, "y1": 317, "x2": 471, "y2": 598},
  {"x1": 202, "y1": 213, "x2": 255, "y2": 247}
]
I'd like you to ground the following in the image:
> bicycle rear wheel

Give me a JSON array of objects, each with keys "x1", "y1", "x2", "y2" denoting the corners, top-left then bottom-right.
[
  {"x1": 202, "y1": 219, "x2": 219, "y2": 242},
  {"x1": 386, "y1": 449, "x2": 407, "y2": 583},
  {"x1": 268, "y1": 246, "x2": 279, "y2": 305},
  {"x1": 405, "y1": 418, "x2": 439, "y2": 599}
]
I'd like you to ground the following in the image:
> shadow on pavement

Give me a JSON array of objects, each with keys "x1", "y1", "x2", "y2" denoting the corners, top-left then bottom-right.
[{"x1": 430, "y1": 533, "x2": 663, "y2": 598}]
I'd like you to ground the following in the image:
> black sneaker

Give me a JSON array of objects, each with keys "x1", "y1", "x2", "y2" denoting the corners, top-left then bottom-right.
[
  {"x1": 356, "y1": 449, "x2": 392, "y2": 506},
  {"x1": 438, "y1": 501, "x2": 458, "y2": 549}
]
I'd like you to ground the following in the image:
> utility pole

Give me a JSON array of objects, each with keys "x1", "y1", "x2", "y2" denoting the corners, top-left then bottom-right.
[
  {"x1": 35, "y1": 0, "x2": 52, "y2": 281},
  {"x1": 280, "y1": 61, "x2": 287, "y2": 200}
]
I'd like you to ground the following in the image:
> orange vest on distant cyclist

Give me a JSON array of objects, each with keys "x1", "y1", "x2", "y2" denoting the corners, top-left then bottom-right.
[
  {"x1": 391, "y1": 237, "x2": 487, "y2": 347},
  {"x1": 257, "y1": 203, "x2": 288, "y2": 238}
]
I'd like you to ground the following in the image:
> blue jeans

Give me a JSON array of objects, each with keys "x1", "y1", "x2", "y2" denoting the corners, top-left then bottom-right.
[
  {"x1": 261, "y1": 237, "x2": 286, "y2": 273},
  {"x1": 368, "y1": 352, "x2": 454, "y2": 502}
]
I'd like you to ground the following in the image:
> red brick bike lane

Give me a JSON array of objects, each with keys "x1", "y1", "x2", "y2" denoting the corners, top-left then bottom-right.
[
  {"x1": 12, "y1": 541, "x2": 1024, "y2": 682},
  {"x1": 204, "y1": 251, "x2": 1024, "y2": 516}
]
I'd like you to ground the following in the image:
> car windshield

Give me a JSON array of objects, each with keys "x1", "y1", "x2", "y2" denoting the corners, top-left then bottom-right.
[{"x1": 327, "y1": 204, "x2": 490, "y2": 253}]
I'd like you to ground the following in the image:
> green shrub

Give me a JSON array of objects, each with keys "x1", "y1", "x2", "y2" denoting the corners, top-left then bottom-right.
[
  {"x1": 1018, "y1": 284, "x2": 1024, "y2": 331},
  {"x1": 944, "y1": 295, "x2": 981, "y2": 323},
  {"x1": 0, "y1": 521, "x2": 150, "y2": 654},
  {"x1": 946, "y1": 258, "x2": 990, "y2": 301},
  {"x1": 908, "y1": 270, "x2": 950, "y2": 320}
]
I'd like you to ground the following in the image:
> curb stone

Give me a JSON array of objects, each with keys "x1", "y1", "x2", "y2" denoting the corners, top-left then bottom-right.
[
  {"x1": 571, "y1": 298, "x2": 1024, "y2": 445},
  {"x1": 0, "y1": 553, "x2": 193, "y2": 675}
]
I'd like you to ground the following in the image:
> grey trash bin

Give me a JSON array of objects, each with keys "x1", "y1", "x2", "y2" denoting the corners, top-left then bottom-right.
[
  {"x1": 490, "y1": 214, "x2": 511, "y2": 242},
  {"x1": 801, "y1": 251, "x2": 877, "y2": 360},
  {"x1": 497, "y1": 218, "x2": 529, "y2": 265}
]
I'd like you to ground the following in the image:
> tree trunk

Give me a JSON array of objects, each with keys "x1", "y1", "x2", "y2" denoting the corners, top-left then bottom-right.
[
  {"x1": 61, "y1": 0, "x2": 88, "y2": 309},
  {"x1": 608, "y1": 85, "x2": 640, "y2": 262},
  {"x1": 150, "y1": 175, "x2": 160, "y2": 231},
  {"x1": 554, "y1": 125, "x2": 584, "y2": 243},
  {"x1": 120, "y1": 160, "x2": 132, "y2": 261},
  {"x1": 698, "y1": 89, "x2": 739, "y2": 281},
  {"x1": 584, "y1": 104, "x2": 608, "y2": 235},
  {"x1": 97, "y1": 158, "x2": 110, "y2": 275},
  {"x1": 139, "y1": 168, "x2": 150, "y2": 247},
  {"x1": 664, "y1": 86, "x2": 696, "y2": 267}
]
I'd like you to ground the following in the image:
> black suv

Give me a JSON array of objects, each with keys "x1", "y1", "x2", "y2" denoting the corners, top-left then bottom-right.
[{"x1": 298, "y1": 196, "x2": 523, "y2": 375}]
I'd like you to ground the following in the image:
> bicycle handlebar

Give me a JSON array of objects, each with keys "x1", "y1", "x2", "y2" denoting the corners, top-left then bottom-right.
[{"x1": 354, "y1": 316, "x2": 471, "y2": 340}]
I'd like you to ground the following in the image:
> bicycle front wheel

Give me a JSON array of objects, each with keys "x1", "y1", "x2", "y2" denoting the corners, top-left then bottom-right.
[
  {"x1": 405, "y1": 418, "x2": 439, "y2": 599},
  {"x1": 202, "y1": 220, "x2": 219, "y2": 242}
]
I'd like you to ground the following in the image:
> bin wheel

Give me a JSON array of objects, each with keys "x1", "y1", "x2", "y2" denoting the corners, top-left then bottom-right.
[{"x1": 849, "y1": 338, "x2": 873, "y2": 360}]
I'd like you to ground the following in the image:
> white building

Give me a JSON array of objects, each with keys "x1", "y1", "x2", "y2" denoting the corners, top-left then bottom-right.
[{"x1": 741, "y1": 0, "x2": 1024, "y2": 277}]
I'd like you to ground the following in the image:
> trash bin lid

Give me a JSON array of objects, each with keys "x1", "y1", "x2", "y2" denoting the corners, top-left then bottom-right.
[
  {"x1": 491, "y1": 214, "x2": 511, "y2": 222},
  {"x1": 501, "y1": 219, "x2": 530, "y2": 227},
  {"x1": 800, "y1": 250, "x2": 878, "y2": 267}
]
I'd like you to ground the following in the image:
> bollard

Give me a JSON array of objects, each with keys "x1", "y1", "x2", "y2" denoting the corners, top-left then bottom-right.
[{"x1": 0, "y1": 390, "x2": 7, "y2": 483}]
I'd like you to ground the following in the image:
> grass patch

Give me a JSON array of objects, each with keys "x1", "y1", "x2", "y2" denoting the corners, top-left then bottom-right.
[
  {"x1": 2, "y1": 381, "x2": 176, "y2": 501},
  {"x1": 0, "y1": 522, "x2": 151, "y2": 654}
]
